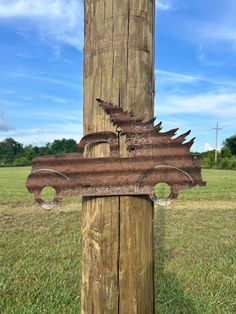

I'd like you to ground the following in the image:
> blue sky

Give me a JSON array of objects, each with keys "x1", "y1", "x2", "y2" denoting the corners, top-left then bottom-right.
[{"x1": 0, "y1": 0, "x2": 235, "y2": 152}]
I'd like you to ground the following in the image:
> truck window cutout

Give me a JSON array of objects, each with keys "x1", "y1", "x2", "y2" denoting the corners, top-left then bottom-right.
[{"x1": 84, "y1": 142, "x2": 111, "y2": 158}]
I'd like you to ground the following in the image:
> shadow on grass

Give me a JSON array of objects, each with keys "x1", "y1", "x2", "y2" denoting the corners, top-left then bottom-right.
[{"x1": 155, "y1": 206, "x2": 197, "y2": 314}]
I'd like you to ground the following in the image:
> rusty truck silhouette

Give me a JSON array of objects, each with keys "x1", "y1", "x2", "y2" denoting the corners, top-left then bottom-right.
[{"x1": 26, "y1": 100, "x2": 206, "y2": 208}]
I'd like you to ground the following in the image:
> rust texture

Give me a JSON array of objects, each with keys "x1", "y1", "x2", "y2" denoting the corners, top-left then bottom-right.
[{"x1": 26, "y1": 99, "x2": 206, "y2": 209}]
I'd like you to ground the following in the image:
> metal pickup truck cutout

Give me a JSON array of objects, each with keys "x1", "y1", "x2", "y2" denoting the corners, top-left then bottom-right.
[{"x1": 26, "y1": 99, "x2": 206, "y2": 208}]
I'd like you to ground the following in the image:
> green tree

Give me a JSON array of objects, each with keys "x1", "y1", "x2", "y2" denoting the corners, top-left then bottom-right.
[
  {"x1": 0, "y1": 138, "x2": 79, "y2": 167},
  {"x1": 202, "y1": 150, "x2": 215, "y2": 168},
  {"x1": 222, "y1": 134, "x2": 236, "y2": 156},
  {"x1": 0, "y1": 138, "x2": 23, "y2": 165},
  {"x1": 50, "y1": 139, "x2": 77, "y2": 154},
  {"x1": 13, "y1": 156, "x2": 30, "y2": 167},
  {"x1": 220, "y1": 147, "x2": 232, "y2": 158},
  {"x1": 38, "y1": 143, "x2": 51, "y2": 156},
  {"x1": 23, "y1": 145, "x2": 36, "y2": 162}
]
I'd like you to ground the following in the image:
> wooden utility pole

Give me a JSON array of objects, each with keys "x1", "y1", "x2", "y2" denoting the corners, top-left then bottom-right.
[
  {"x1": 82, "y1": 1, "x2": 155, "y2": 312},
  {"x1": 213, "y1": 122, "x2": 222, "y2": 164}
]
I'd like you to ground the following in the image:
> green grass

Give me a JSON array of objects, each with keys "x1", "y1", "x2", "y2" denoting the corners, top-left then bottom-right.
[{"x1": 0, "y1": 167, "x2": 236, "y2": 313}]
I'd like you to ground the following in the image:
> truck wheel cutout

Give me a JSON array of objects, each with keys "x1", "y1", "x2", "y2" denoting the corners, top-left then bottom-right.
[
  {"x1": 155, "y1": 183, "x2": 171, "y2": 199},
  {"x1": 149, "y1": 183, "x2": 172, "y2": 206},
  {"x1": 36, "y1": 186, "x2": 61, "y2": 210},
  {"x1": 40, "y1": 186, "x2": 56, "y2": 203}
]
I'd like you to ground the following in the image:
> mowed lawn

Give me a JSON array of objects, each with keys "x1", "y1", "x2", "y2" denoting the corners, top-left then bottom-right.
[{"x1": 0, "y1": 167, "x2": 235, "y2": 313}]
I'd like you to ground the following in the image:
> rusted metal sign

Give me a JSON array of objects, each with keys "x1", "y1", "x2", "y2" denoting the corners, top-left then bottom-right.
[{"x1": 26, "y1": 99, "x2": 206, "y2": 208}]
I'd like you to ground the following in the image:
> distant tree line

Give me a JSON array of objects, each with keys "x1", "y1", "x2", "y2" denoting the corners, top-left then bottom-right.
[
  {"x1": 0, "y1": 138, "x2": 78, "y2": 167},
  {"x1": 0, "y1": 134, "x2": 235, "y2": 169},
  {"x1": 200, "y1": 134, "x2": 236, "y2": 170}
]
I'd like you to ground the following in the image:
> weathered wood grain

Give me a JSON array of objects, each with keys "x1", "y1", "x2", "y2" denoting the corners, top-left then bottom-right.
[{"x1": 82, "y1": 0, "x2": 155, "y2": 312}]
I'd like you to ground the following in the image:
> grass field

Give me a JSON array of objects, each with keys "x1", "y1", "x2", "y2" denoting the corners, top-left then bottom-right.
[{"x1": 0, "y1": 167, "x2": 235, "y2": 313}]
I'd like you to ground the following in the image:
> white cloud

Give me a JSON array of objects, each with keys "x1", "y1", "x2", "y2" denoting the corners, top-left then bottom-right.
[
  {"x1": 22, "y1": 96, "x2": 33, "y2": 101},
  {"x1": 0, "y1": 0, "x2": 84, "y2": 49},
  {"x1": 0, "y1": 125, "x2": 82, "y2": 146},
  {"x1": 156, "y1": 69, "x2": 236, "y2": 89},
  {"x1": 0, "y1": 103, "x2": 12, "y2": 131},
  {"x1": 8, "y1": 106, "x2": 82, "y2": 123},
  {"x1": 155, "y1": 69, "x2": 236, "y2": 151},
  {"x1": 39, "y1": 95, "x2": 74, "y2": 104},
  {"x1": 0, "y1": 69, "x2": 81, "y2": 91},
  {"x1": 2, "y1": 90, "x2": 16, "y2": 95},
  {"x1": 156, "y1": 91, "x2": 236, "y2": 117},
  {"x1": 177, "y1": 10, "x2": 236, "y2": 51},
  {"x1": 160, "y1": 1, "x2": 236, "y2": 56},
  {"x1": 156, "y1": 0, "x2": 174, "y2": 11},
  {"x1": 196, "y1": 23, "x2": 236, "y2": 49},
  {"x1": 203, "y1": 143, "x2": 214, "y2": 152},
  {"x1": 156, "y1": 69, "x2": 201, "y2": 84},
  {"x1": 3, "y1": 123, "x2": 83, "y2": 146}
]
